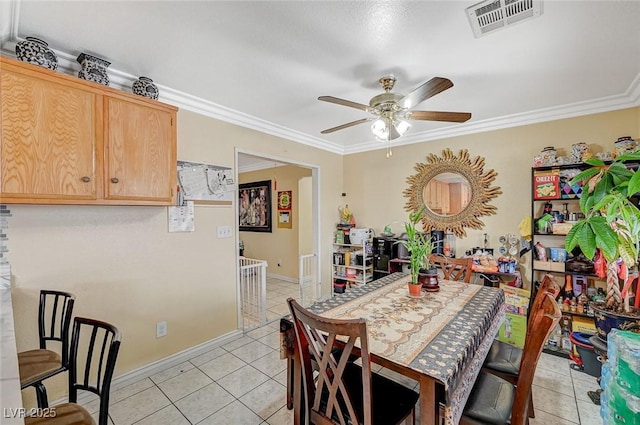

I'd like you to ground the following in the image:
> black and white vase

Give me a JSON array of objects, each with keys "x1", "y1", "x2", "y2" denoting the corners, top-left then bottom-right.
[
  {"x1": 15, "y1": 37, "x2": 58, "y2": 70},
  {"x1": 132, "y1": 77, "x2": 159, "y2": 100},
  {"x1": 77, "y1": 53, "x2": 110, "y2": 86}
]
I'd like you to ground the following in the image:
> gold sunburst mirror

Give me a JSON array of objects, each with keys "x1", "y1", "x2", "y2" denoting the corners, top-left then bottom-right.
[{"x1": 403, "y1": 149, "x2": 502, "y2": 237}]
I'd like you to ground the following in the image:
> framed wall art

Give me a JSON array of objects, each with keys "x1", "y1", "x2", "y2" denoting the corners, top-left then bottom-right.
[
  {"x1": 277, "y1": 190, "x2": 292, "y2": 229},
  {"x1": 239, "y1": 180, "x2": 272, "y2": 232}
]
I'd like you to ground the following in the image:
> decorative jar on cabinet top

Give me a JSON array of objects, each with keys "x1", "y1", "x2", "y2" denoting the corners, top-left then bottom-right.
[
  {"x1": 15, "y1": 37, "x2": 58, "y2": 70},
  {"x1": 132, "y1": 77, "x2": 159, "y2": 100},
  {"x1": 77, "y1": 53, "x2": 110, "y2": 86}
]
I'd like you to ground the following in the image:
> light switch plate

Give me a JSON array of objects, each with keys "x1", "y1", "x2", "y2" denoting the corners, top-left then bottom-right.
[{"x1": 217, "y1": 225, "x2": 233, "y2": 238}]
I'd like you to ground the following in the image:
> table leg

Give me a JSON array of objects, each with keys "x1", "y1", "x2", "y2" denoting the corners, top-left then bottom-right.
[{"x1": 419, "y1": 376, "x2": 438, "y2": 425}]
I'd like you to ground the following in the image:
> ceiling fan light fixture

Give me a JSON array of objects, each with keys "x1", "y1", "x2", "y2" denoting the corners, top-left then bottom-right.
[
  {"x1": 394, "y1": 119, "x2": 411, "y2": 136},
  {"x1": 371, "y1": 118, "x2": 389, "y2": 140}
]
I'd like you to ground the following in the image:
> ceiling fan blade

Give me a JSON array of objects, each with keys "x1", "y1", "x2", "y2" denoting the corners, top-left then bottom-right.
[
  {"x1": 399, "y1": 77, "x2": 454, "y2": 109},
  {"x1": 318, "y1": 96, "x2": 370, "y2": 112},
  {"x1": 320, "y1": 118, "x2": 371, "y2": 134},
  {"x1": 408, "y1": 111, "x2": 472, "y2": 123}
]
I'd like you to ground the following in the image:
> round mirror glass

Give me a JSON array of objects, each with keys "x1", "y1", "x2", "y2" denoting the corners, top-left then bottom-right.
[{"x1": 422, "y1": 172, "x2": 471, "y2": 216}]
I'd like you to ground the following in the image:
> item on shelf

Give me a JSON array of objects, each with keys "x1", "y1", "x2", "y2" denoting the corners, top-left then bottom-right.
[
  {"x1": 335, "y1": 230, "x2": 344, "y2": 244},
  {"x1": 15, "y1": 36, "x2": 58, "y2": 70},
  {"x1": 534, "y1": 242, "x2": 547, "y2": 261},
  {"x1": 549, "y1": 247, "x2": 567, "y2": 262},
  {"x1": 541, "y1": 146, "x2": 557, "y2": 165},
  {"x1": 533, "y1": 169, "x2": 560, "y2": 199},
  {"x1": 132, "y1": 76, "x2": 159, "y2": 100},
  {"x1": 570, "y1": 142, "x2": 592, "y2": 163},
  {"x1": 596, "y1": 151, "x2": 614, "y2": 161},
  {"x1": 613, "y1": 136, "x2": 636, "y2": 158},
  {"x1": 443, "y1": 232, "x2": 456, "y2": 258},
  {"x1": 349, "y1": 228, "x2": 371, "y2": 245},
  {"x1": 77, "y1": 52, "x2": 111, "y2": 86}
]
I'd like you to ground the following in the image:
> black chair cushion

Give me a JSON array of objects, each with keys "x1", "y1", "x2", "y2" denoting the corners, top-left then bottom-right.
[
  {"x1": 322, "y1": 362, "x2": 419, "y2": 425},
  {"x1": 462, "y1": 372, "x2": 514, "y2": 425},
  {"x1": 347, "y1": 363, "x2": 419, "y2": 425},
  {"x1": 484, "y1": 340, "x2": 522, "y2": 376}
]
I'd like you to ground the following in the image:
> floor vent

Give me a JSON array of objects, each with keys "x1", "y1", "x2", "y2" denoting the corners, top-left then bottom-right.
[{"x1": 466, "y1": 0, "x2": 543, "y2": 38}]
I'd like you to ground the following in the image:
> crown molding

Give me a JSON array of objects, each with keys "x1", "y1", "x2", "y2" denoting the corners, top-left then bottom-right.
[{"x1": 2, "y1": 0, "x2": 639, "y2": 158}]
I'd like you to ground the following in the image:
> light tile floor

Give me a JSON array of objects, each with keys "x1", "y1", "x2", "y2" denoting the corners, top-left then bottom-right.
[{"x1": 82, "y1": 277, "x2": 603, "y2": 425}]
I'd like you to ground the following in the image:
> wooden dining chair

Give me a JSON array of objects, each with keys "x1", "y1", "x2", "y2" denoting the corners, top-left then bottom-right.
[
  {"x1": 429, "y1": 254, "x2": 473, "y2": 283},
  {"x1": 287, "y1": 298, "x2": 419, "y2": 425},
  {"x1": 481, "y1": 273, "x2": 560, "y2": 418},
  {"x1": 460, "y1": 286, "x2": 562, "y2": 425},
  {"x1": 19, "y1": 290, "x2": 75, "y2": 408},
  {"x1": 25, "y1": 317, "x2": 121, "y2": 425}
]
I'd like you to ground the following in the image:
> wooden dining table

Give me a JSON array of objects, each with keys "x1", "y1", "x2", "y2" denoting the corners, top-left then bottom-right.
[{"x1": 280, "y1": 272, "x2": 505, "y2": 425}]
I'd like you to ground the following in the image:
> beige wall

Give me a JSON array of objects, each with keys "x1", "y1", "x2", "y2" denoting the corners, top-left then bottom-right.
[
  {"x1": 239, "y1": 165, "x2": 312, "y2": 280},
  {"x1": 343, "y1": 107, "x2": 640, "y2": 289},
  {"x1": 8, "y1": 103, "x2": 638, "y2": 405},
  {"x1": 8, "y1": 109, "x2": 343, "y2": 405}
]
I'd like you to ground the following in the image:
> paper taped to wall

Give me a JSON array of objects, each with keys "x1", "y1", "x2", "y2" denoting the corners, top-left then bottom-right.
[{"x1": 177, "y1": 161, "x2": 234, "y2": 203}]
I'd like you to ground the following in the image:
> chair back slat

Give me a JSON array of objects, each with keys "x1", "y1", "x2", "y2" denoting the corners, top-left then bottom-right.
[
  {"x1": 288, "y1": 298, "x2": 373, "y2": 425},
  {"x1": 510, "y1": 290, "x2": 562, "y2": 425},
  {"x1": 38, "y1": 290, "x2": 75, "y2": 366},
  {"x1": 430, "y1": 255, "x2": 473, "y2": 283},
  {"x1": 68, "y1": 317, "x2": 121, "y2": 425}
]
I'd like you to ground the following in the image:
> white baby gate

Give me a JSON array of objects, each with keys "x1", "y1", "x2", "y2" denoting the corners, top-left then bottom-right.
[{"x1": 239, "y1": 256, "x2": 268, "y2": 330}]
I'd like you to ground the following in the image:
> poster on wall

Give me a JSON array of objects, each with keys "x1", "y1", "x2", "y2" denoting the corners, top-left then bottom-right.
[
  {"x1": 239, "y1": 180, "x2": 272, "y2": 232},
  {"x1": 277, "y1": 190, "x2": 292, "y2": 229}
]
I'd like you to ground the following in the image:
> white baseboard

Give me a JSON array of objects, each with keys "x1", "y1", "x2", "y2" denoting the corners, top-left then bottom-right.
[
  {"x1": 266, "y1": 272, "x2": 298, "y2": 284},
  {"x1": 61, "y1": 328, "x2": 243, "y2": 406}
]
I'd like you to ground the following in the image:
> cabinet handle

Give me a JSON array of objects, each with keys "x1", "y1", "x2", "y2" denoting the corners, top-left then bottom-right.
[
  {"x1": 81, "y1": 176, "x2": 91, "y2": 183},
  {"x1": 111, "y1": 177, "x2": 119, "y2": 184}
]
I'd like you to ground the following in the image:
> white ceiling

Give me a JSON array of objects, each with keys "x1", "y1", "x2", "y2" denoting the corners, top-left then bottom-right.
[{"x1": 2, "y1": 1, "x2": 639, "y2": 159}]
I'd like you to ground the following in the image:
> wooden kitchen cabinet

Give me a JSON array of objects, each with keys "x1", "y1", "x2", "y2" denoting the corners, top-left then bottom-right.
[
  {"x1": 104, "y1": 96, "x2": 175, "y2": 202},
  {"x1": 0, "y1": 56, "x2": 177, "y2": 205},
  {"x1": 1, "y1": 60, "x2": 100, "y2": 201}
]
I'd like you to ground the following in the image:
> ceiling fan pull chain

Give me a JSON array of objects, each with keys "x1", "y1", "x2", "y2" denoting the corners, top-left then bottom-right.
[{"x1": 386, "y1": 139, "x2": 393, "y2": 158}]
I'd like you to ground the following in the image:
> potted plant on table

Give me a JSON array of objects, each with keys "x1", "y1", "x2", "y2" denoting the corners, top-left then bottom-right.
[
  {"x1": 565, "y1": 152, "x2": 640, "y2": 340},
  {"x1": 397, "y1": 206, "x2": 436, "y2": 296}
]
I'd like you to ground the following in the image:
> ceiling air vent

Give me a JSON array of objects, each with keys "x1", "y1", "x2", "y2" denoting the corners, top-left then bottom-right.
[{"x1": 466, "y1": 0, "x2": 543, "y2": 38}]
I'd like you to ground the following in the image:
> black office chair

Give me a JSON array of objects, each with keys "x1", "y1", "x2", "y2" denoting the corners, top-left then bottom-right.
[
  {"x1": 19, "y1": 290, "x2": 75, "y2": 408},
  {"x1": 25, "y1": 317, "x2": 121, "y2": 425}
]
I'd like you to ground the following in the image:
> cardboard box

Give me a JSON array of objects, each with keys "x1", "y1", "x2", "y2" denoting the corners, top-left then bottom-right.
[
  {"x1": 497, "y1": 284, "x2": 531, "y2": 348},
  {"x1": 498, "y1": 313, "x2": 527, "y2": 348},
  {"x1": 533, "y1": 169, "x2": 560, "y2": 200},
  {"x1": 572, "y1": 315, "x2": 597, "y2": 335},
  {"x1": 533, "y1": 260, "x2": 565, "y2": 272}
]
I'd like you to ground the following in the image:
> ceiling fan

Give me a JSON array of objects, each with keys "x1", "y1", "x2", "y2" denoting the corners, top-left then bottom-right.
[{"x1": 318, "y1": 75, "x2": 472, "y2": 142}]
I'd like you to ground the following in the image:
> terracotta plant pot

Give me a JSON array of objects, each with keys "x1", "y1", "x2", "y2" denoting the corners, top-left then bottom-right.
[{"x1": 408, "y1": 283, "x2": 422, "y2": 297}]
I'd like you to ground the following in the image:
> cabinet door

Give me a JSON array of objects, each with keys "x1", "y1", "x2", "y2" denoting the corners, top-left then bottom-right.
[
  {"x1": 1, "y1": 68, "x2": 98, "y2": 200},
  {"x1": 104, "y1": 97, "x2": 176, "y2": 202}
]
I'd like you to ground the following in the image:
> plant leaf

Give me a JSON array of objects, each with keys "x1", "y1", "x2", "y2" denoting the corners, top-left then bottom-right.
[
  {"x1": 628, "y1": 169, "x2": 640, "y2": 196},
  {"x1": 585, "y1": 157, "x2": 606, "y2": 166},
  {"x1": 570, "y1": 168, "x2": 601, "y2": 186},
  {"x1": 565, "y1": 222, "x2": 583, "y2": 253},
  {"x1": 576, "y1": 221, "x2": 597, "y2": 260},
  {"x1": 589, "y1": 216, "x2": 617, "y2": 261}
]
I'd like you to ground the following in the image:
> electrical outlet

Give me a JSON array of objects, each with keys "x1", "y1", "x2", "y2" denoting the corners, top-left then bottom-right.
[
  {"x1": 277, "y1": 259, "x2": 282, "y2": 267},
  {"x1": 156, "y1": 321, "x2": 167, "y2": 338},
  {"x1": 216, "y1": 225, "x2": 233, "y2": 238}
]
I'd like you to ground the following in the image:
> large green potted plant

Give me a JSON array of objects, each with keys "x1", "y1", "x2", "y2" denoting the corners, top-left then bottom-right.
[
  {"x1": 397, "y1": 206, "x2": 436, "y2": 296},
  {"x1": 565, "y1": 152, "x2": 640, "y2": 340}
]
